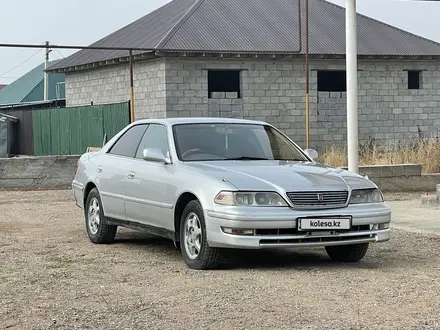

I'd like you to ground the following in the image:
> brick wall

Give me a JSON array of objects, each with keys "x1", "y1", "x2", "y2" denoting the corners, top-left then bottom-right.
[
  {"x1": 65, "y1": 59, "x2": 167, "y2": 119},
  {"x1": 65, "y1": 65, "x2": 130, "y2": 106},
  {"x1": 164, "y1": 58, "x2": 304, "y2": 128},
  {"x1": 134, "y1": 59, "x2": 167, "y2": 119},
  {"x1": 64, "y1": 57, "x2": 440, "y2": 150},
  {"x1": 163, "y1": 58, "x2": 320, "y2": 147},
  {"x1": 164, "y1": 61, "x2": 208, "y2": 118},
  {"x1": 208, "y1": 92, "x2": 244, "y2": 119},
  {"x1": 163, "y1": 58, "x2": 440, "y2": 150},
  {"x1": 313, "y1": 61, "x2": 440, "y2": 149}
]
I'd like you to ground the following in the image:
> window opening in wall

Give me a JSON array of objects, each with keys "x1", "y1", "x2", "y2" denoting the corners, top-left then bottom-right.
[
  {"x1": 317, "y1": 70, "x2": 346, "y2": 92},
  {"x1": 208, "y1": 70, "x2": 241, "y2": 99},
  {"x1": 408, "y1": 70, "x2": 421, "y2": 90}
]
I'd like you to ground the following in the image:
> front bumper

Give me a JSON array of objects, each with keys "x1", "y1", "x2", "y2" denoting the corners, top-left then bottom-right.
[{"x1": 204, "y1": 203, "x2": 391, "y2": 249}]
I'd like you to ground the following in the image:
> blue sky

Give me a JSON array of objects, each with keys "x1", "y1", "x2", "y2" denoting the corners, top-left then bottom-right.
[{"x1": 0, "y1": 0, "x2": 439, "y2": 84}]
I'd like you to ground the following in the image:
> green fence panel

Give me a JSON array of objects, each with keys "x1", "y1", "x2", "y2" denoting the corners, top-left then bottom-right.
[
  {"x1": 50, "y1": 109, "x2": 61, "y2": 155},
  {"x1": 32, "y1": 110, "x2": 43, "y2": 156},
  {"x1": 59, "y1": 108, "x2": 71, "y2": 156},
  {"x1": 103, "y1": 103, "x2": 130, "y2": 141},
  {"x1": 69, "y1": 106, "x2": 82, "y2": 155},
  {"x1": 80, "y1": 106, "x2": 104, "y2": 152},
  {"x1": 32, "y1": 102, "x2": 130, "y2": 156},
  {"x1": 40, "y1": 110, "x2": 52, "y2": 156}
]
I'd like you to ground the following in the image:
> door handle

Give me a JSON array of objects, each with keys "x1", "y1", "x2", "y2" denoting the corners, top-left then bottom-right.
[
  {"x1": 128, "y1": 173, "x2": 135, "y2": 179},
  {"x1": 97, "y1": 166, "x2": 103, "y2": 173}
]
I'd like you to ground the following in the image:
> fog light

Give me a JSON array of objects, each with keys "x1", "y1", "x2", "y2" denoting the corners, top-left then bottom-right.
[
  {"x1": 378, "y1": 223, "x2": 390, "y2": 230},
  {"x1": 222, "y1": 228, "x2": 255, "y2": 235}
]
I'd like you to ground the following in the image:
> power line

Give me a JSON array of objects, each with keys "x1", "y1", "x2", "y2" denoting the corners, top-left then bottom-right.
[
  {"x1": 55, "y1": 48, "x2": 65, "y2": 58},
  {"x1": 51, "y1": 52, "x2": 61, "y2": 60},
  {"x1": 0, "y1": 42, "x2": 302, "y2": 54},
  {"x1": 0, "y1": 48, "x2": 42, "y2": 78}
]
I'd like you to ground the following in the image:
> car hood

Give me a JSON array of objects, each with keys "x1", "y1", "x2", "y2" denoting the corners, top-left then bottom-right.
[{"x1": 184, "y1": 161, "x2": 376, "y2": 192}]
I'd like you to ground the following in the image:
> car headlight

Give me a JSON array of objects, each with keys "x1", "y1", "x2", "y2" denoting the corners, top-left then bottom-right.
[
  {"x1": 214, "y1": 191, "x2": 288, "y2": 207},
  {"x1": 349, "y1": 188, "x2": 384, "y2": 204}
]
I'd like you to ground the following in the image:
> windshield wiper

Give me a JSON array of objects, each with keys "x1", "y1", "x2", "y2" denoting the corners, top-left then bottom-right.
[{"x1": 225, "y1": 156, "x2": 270, "y2": 160}]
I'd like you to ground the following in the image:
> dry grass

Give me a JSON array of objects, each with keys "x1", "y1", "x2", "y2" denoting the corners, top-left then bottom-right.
[{"x1": 320, "y1": 138, "x2": 440, "y2": 174}]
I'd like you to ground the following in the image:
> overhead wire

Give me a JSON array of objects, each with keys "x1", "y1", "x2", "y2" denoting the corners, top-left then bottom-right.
[
  {"x1": 0, "y1": 48, "x2": 42, "y2": 78},
  {"x1": 55, "y1": 49, "x2": 65, "y2": 58}
]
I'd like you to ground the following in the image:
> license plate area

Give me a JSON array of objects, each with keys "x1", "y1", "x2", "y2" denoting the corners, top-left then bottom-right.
[{"x1": 298, "y1": 216, "x2": 352, "y2": 231}]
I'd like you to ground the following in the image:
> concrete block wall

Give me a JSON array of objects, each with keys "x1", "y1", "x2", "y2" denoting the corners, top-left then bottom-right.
[
  {"x1": 64, "y1": 57, "x2": 440, "y2": 150},
  {"x1": 65, "y1": 65, "x2": 130, "y2": 106},
  {"x1": 164, "y1": 58, "x2": 302, "y2": 136},
  {"x1": 162, "y1": 58, "x2": 440, "y2": 150},
  {"x1": 0, "y1": 156, "x2": 80, "y2": 188},
  {"x1": 65, "y1": 59, "x2": 167, "y2": 119},
  {"x1": 208, "y1": 92, "x2": 243, "y2": 119},
  {"x1": 164, "y1": 60, "x2": 244, "y2": 119},
  {"x1": 313, "y1": 61, "x2": 440, "y2": 149},
  {"x1": 133, "y1": 59, "x2": 167, "y2": 119},
  {"x1": 165, "y1": 61, "x2": 209, "y2": 118}
]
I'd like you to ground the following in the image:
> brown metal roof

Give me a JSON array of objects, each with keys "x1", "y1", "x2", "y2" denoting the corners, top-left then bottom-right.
[{"x1": 49, "y1": 0, "x2": 440, "y2": 72}]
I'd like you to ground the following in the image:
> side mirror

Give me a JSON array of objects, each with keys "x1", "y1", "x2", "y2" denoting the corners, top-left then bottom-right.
[
  {"x1": 142, "y1": 148, "x2": 171, "y2": 164},
  {"x1": 304, "y1": 148, "x2": 319, "y2": 161}
]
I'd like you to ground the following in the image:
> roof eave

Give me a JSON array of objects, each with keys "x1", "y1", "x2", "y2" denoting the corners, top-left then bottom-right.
[
  {"x1": 48, "y1": 51, "x2": 440, "y2": 73},
  {"x1": 46, "y1": 51, "x2": 157, "y2": 73}
]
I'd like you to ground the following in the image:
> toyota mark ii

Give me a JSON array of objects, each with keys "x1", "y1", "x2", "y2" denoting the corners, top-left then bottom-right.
[{"x1": 72, "y1": 118, "x2": 391, "y2": 270}]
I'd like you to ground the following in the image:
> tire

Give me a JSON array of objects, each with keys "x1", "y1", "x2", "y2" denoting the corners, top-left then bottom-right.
[
  {"x1": 84, "y1": 188, "x2": 117, "y2": 244},
  {"x1": 179, "y1": 200, "x2": 221, "y2": 270},
  {"x1": 325, "y1": 243, "x2": 369, "y2": 262}
]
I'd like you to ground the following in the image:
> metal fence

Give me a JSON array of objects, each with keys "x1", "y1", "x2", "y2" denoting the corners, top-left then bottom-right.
[{"x1": 32, "y1": 102, "x2": 130, "y2": 156}]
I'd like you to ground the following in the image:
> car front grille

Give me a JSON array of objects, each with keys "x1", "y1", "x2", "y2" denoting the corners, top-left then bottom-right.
[
  {"x1": 258, "y1": 225, "x2": 376, "y2": 246},
  {"x1": 286, "y1": 191, "x2": 349, "y2": 208},
  {"x1": 255, "y1": 225, "x2": 370, "y2": 236}
]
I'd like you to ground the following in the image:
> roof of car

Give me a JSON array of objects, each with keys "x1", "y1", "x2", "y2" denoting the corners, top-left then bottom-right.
[{"x1": 134, "y1": 117, "x2": 268, "y2": 126}]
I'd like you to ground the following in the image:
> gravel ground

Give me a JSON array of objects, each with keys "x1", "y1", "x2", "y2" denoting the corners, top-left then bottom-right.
[{"x1": 1, "y1": 190, "x2": 440, "y2": 330}]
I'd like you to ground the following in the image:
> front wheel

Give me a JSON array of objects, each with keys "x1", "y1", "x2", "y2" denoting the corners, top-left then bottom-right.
[
  {"x1": 85, "y1": 188, "x2": 117, "y2": 244},
  {"x1": 180, "y1": 200, "x2": 221, "y2": 270},
  {"x1": 325, "y1": 243, "x2": 369, "y2": 262}
]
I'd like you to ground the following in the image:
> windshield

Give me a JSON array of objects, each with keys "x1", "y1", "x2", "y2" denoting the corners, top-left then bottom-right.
[{"x1": 172, "y1": 123, "x2": 309, "y2": 162}]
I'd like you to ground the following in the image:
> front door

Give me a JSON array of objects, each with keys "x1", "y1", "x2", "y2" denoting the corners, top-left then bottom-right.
[
  {"x1": 97, "y1": 124, "x2": 149, "y2": 221},
  {"x1": 125, "y1": 124, "x2": 174, "y2": 230}
]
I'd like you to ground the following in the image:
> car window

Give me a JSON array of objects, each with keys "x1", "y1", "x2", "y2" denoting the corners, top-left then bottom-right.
[
  {"x1": 108, "y1": 124, "x2": 148, "y2": 158},
  {"x1": 135, "y1": 124, "x2": 169, "y2": 159},
  {"x1": 173, "y1": 123, "x2": 307, "y2": 162},
  {"x1": 249, "y1": 128, "x2": 274, "y2": 159},
  {"x1": 265, "y1": 126, "x2": 303, "y2": 160}
]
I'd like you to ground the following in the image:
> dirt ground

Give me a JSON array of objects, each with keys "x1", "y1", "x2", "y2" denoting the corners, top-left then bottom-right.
[{"x1": 1, "y1": 190, "x2": 440, "y2": 330}]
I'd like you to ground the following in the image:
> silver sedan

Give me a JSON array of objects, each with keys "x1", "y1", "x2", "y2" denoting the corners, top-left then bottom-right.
[{"x1": 72, "y1": 117, "x2": 391, "y2": 270}]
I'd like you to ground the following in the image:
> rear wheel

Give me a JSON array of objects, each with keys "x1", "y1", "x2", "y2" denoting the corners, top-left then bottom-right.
[
  {"x1": 180, "y1": 200, "x2": 221, "y2": 270},
  {"x1": 325, "y1": 243, "x2": 369, "y2": 262},
  {"x1": 85, "y1": 188, "x2": 117, "y2": 244}
]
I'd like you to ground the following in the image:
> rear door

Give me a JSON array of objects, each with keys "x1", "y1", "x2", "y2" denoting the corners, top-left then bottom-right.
[
  {"x1": 125, "y1": 124, "x2": 174, "y2": 230},
  {"x1": 95, "y1": 124, "x2": 148, "y2": 220}
]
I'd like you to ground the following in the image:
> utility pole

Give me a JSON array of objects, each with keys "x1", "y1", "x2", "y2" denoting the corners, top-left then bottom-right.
[
  {"x1": 346, "y1": 0, "x2": 359, "y2": 173},
  {"x1": 129, "y1": 49, "x2": 135, "y2": 122},
  {"x1": 44, "y1": 41, "x2": 51, "y2": 101},
  {"x1": 305, "y1": 0, "x2": 310, "y2": 149}
]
